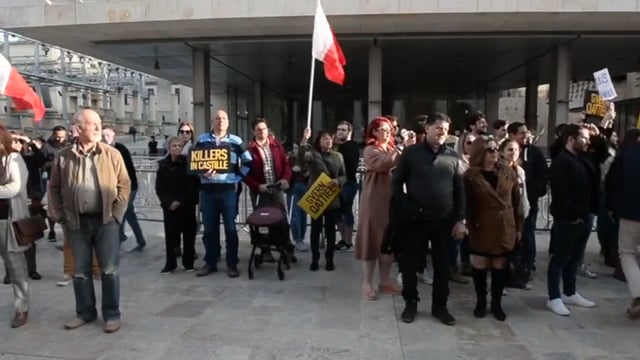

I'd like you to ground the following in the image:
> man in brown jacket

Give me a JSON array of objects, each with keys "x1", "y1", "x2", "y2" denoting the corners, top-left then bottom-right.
[{"x1": 48, "y1": 109, "x2": 130, "y2": 334}]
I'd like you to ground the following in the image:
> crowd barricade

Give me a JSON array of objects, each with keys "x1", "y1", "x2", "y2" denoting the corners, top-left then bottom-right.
[{"x1": 133, "y1": 156, "x2": 571, "y2": 231}]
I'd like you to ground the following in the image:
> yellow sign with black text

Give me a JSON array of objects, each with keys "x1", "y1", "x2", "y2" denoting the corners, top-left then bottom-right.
[
  {"x1": 584, "y1": 91, "x2": 607, "y2": 118},
  {"x1": 188, "y1": 145, "x2": 231, "y2": 174},
  {"x1": 298, "y1": 172, "x2": 341, "y2": 220}
]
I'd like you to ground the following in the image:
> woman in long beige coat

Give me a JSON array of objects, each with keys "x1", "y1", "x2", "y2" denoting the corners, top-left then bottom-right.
[
  {"x1": 0, "y1": 125, "x2": 30, "y2": 328},
  {"x1": 356, "y1": 117, "x2": 401, "y2": 300},
  {"x1": 464, "y1": 136, "x2": 523, "y2": 322}
]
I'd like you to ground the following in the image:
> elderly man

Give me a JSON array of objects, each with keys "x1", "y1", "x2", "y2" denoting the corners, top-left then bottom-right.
[{"x1": 49, "y1": 109, "x2": 130, "y2": 334}]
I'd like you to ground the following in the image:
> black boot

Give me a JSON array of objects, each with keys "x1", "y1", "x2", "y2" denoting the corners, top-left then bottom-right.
[
  {"x1": 472, "y1": 268, "x2": 488, "y2": 318},
  {"x1": 491, "y1": 269, "x2": 507, "y2": 321},
  {"x1": 310, "y1": 253, "x2": 320, "y2": 271},
  {"x1": 325, "y1": 252, "x2": 334, "y2": 271},
  {"x1": 401, "y1": 300, "x2": 418, "y2": 323}
]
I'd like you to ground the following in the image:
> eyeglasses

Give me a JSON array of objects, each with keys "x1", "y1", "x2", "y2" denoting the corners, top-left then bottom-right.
[
  {"x1": 485, "y1": 147, "x2": 499, "y2": 154},
  {"x1": 179, "y1": 130, "x2": 192, "y2": 134},
  {"x1": 377, "y1": 127, "x2": 391, "y2": 133}
]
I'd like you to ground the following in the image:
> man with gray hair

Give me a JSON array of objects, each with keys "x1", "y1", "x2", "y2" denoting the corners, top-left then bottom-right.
[{"x1": 49, "y1": 109, "x2": 130, "y2": 333}]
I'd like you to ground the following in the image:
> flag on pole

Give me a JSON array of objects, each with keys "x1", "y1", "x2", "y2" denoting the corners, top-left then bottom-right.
[
  {"x1": 0, "y1": 53, "x2": 46, "y2": 122},
  {"x1": 312, "y1": 0, "x2": 346, "y2": 85}
]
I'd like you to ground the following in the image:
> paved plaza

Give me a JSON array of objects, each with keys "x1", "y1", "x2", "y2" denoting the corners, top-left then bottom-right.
[{"x1": 0, "y1": 220, "x2": 638, "y2": 360}]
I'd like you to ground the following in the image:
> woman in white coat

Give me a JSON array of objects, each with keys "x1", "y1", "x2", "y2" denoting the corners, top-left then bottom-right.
[{"x1": 0, "y1": 125, "x2": 30, "y2": 328}]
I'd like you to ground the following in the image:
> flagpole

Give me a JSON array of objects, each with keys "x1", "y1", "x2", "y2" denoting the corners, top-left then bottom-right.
[{"x1": 306, "y1": 56, "x2": 316, "y2": 130}]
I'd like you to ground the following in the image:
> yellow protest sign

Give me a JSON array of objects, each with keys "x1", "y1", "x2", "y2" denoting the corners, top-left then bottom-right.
[
  {"x1": 188, "y1": 144, "x2": 231, "y2": 174},
  {"x1": 298, "y1": 172, "x2": 341, "y2": 220}
]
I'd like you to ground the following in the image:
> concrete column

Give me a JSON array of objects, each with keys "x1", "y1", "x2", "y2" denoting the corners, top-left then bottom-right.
[
  {"x1": 292, "y1": 100, "x2": 299, "y2": 140},
  {"x1": 83, "y1": 91, "x2": 92, "y2": 107},
  {"x1": 312, "y1": 100, "x2": 323, "y2": 131},
  {"x1": 192, "y1": 48, "x2": 211, "y2": 136},
  {"x1": 101, "y1": 92, "x2": 109, "y2": 109},
  {"x1": 253, "y1": 81, "x2": 263, "y2": 117},
  {"x1": 148, "y1": 94, "x2": 157, "y2": 124},
  {"x1": 132, "y1": 91, "x2": 142, "y2": 124},
  {"x1": 525, "y1": 77, "x2": 539, "y2": 130},
  {"x1": 367, "y1": 45, "x2": 382, "y2": 122},
  {"x1": 548, "y1": 43, "x2": 571, "y2": 146},
  {"x1": 115, "y1": 89, "x2": 125, "y2": 120},
  {"x1": 485, "y1": 90, "x2": 500, "y2": 123},
  {"x1": 170, "y1": 93, "x2": 179, "y2": 124}
]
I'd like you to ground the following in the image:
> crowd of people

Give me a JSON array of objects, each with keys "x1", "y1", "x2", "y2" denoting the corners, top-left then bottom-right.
[{"x1": 0, "y1": 107, "x2": 639, "y2": 333}]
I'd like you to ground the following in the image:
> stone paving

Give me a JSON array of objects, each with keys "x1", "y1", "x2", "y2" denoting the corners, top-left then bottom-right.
[{"x1": 0, "y1": 221, "x2": 638, "y2": 360}]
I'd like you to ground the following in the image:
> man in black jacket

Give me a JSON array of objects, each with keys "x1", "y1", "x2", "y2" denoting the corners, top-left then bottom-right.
[
  {"x1": 334, "y1": 120, "x2": 360, "y2": 252},
  {"x1": 102, "y1": 126, "x2": 147, "y2": 251},
  {"x1": 392, "y1": 113, "x2": 467, "y2": 326},
  {"x1": 41, "y1": 125, "x2": 69, "y2": 242},
  {"x1": 547, "y1": 124, "x2": 598, "y2": 316},
  {"x1": 507, "y1": 122, "x2": 548, "y2": 272}
]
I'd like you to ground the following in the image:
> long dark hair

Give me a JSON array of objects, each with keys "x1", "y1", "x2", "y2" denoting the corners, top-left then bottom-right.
[
  {"x1": 313, "y1": 130, "x2": 333, "y2": 152},
  {"x1": 620, "y1": 128, "x2": 640, "y2": 151}
]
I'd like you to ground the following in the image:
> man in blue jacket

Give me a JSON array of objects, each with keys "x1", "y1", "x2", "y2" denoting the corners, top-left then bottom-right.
[{"x1": 194, "y1": 110, "x2": 252, "y2": 278}]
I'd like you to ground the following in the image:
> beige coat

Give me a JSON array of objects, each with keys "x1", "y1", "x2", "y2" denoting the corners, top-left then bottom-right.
[
  {"x1": 355, "y1": 145, "x2": 399, "y2": 261},
  {"x1": 48, "y1": 142, "x2": 130, "y2": 231},
  {"x1": 0, "y1": 153, "x2": 31, "y2": 252}
]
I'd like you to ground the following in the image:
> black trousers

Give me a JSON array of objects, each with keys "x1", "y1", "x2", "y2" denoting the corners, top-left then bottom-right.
[
  {"x1": 163, "y1": 205, "x2": 197, "y2": 269},
  {"x1": 310, "y1": 209, "x2": 339, "y2": 262},
  {"x1": 399, "y1": 218, "x2": 452, "y2": 310}
]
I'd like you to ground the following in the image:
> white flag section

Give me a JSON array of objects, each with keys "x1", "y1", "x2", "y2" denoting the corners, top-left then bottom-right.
[
  {"x1": 312, "y1": 2, "x2": 333, "y2": 62},
  {"x1": 593, "y1": 68, "x2": 618, "y2": 100}
]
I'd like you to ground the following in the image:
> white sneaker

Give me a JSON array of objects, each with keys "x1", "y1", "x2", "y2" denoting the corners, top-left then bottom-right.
[
  {"x1": 547, "y1": 298, "x2": 571, "y2": 316},
  {"x1": 417, "y1": 271, "x2": 433, "y2": 285},
  {"x1": 56, "y1": 274, "x2": 72, "y2": 287},
  {"x1": 562, "y1": 293, "x2": 596, "y2": 308},
  {"x1": 295, "y1": 242, "x2": 308, "y2": 252}
]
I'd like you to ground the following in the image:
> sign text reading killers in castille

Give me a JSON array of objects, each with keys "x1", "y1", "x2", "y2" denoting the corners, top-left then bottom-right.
[{"x1": 188, "y1": 144, "x2": 231, "y2": 174}]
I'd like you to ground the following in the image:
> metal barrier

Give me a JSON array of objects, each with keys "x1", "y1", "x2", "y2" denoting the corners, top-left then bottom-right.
[
  {"x1": 131, "y1": 156, "x2": 363, "y2": 226},
  {"x1": 132, "y1": 156, "x2": 560, "y2": 231}
]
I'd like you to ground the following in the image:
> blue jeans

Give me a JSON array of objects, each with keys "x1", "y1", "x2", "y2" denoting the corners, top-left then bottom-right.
[
  {"x1": 547, "y1": 218, "x2": 591, "y2": 300},
  {"x1": 200, "y1": 190, "x2": 239, "y2": 269},
  {"x1": 522, "y1": 202, "x2": 538, "y2": 270},
  {"x1": 68, "y1": 215, "x2": 121, "y2": 321},
  {"x1": 287, "y1": 182, "x2": 308, "y2": 243},
  {"x1": 119, "y1": 190, "x2": 146, "y2": 247}
]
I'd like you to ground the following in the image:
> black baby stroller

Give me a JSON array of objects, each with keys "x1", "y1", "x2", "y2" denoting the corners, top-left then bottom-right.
[{"x1": 246, "y1": 187, "x2": 296, "y2": 280}]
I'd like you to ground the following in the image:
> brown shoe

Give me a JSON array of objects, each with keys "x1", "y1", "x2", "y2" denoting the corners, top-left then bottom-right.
[
  {"x1": 64, "y1": 317, "x2": 94, "y2": 330},
  {"x1": 627, "y1": 297, "x2": 640, "y2": 319},
  {"x1": 104, "y1": 319, "x2": 121, "y2": 333},
  {"x1": 10, "y1": 312, "x2": 28, "y2": 328}
]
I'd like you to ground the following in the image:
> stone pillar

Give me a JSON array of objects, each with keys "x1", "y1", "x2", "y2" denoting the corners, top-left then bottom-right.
[
  {"x1": 525, "y1": 77, "x2": 539, "y2": 130},
  {"x1": 115, "y1": 89, "x2": 125, "y2": 120},
  {"x1": 132, "y1": 91, "x2": 142, "y2": 124},
  {"x1": 170, "y1": 93, "x2": 179, "y2": 124},
  {"x1": 367, "y1": 45, "x2": 382, "y2": 122},
  {"x1": 253, "y1": 81, "x2": 263, "y2": 117},
  {"x1": 312, "y1": 100, "x2": 323, "y2": 131},
  {"x1": 353, "y1": 100, "x2": 365, "y2": 134},
  {"x1": 192, "y1": 48, "x2": 211, "y2": 136},
  {"x1": 548, "y1": 43, "x2": 571, "y2": 146},
  {"x1": 148, "y1": 94, "x2": 157, "y2": 124},
  {"x1": 485, "y1": 89, "x2": 500, "y2": 123}
]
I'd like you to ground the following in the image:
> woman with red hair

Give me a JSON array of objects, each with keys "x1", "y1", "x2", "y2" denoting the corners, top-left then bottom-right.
[{"x1": 356, "y1": 117, "x2": 402, "y2": 300}]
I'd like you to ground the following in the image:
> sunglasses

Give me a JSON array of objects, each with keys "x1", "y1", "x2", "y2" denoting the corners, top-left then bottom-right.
[
  {"x1": 465, "y1": 141, "x2": 473, "y2": 145},
  {"x1": 485, "y1": 147, "x2": 499, "y2": 154},
  {"x1": 179, "y1": 130, "x2": 192, "y2": 134}
]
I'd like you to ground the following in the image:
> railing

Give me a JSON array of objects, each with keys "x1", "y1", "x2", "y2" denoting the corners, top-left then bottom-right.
[{"x1": 132, "y1": 156, "x2": 560, "y2": 231}]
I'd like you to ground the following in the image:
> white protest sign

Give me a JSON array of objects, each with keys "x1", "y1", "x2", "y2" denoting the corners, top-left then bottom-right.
[{"x1": 593, "y1": 68, "x2": 617, "y2": 100}]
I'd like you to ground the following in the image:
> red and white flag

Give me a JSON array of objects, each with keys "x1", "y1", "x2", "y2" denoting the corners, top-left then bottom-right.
[
  {"x1": 312, "y1": 0, "x2": 346, "y2": 85},
  {"x1": 0, "y1": 53, "x2": 45, "y2": 122}
]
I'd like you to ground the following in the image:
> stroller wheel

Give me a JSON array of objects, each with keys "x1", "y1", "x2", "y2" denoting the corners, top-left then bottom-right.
[
  {"x1": 290, "y1": 255, "x2": 297, "y2": 264},
  {"x1": 248, "y1": 267, "x2": 254, "y2": 279},
  {"x1": 277, "y1": 268, "x2": 285, "y2": 281},
  {"x1": 254, "y1": 256, "x2": 262, "y2": 268}
]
